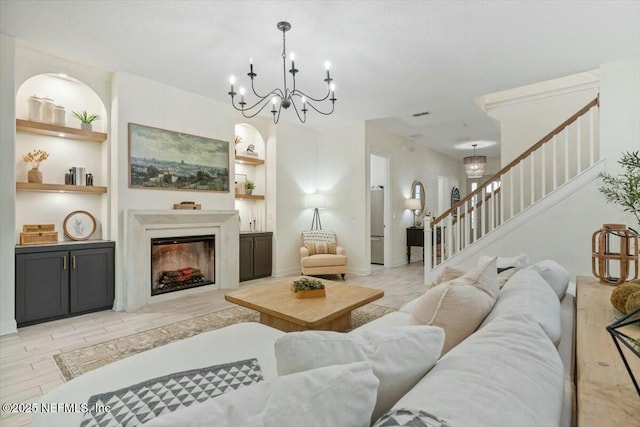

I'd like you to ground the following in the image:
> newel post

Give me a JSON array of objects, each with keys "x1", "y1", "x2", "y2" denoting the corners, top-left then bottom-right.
[{"x1": 424, "y1": 215, "x2": 433, "y2": 285}]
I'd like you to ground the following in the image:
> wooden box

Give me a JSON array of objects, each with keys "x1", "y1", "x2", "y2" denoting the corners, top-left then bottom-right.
[
  {"x1": 23, "y1": 224, "x2": 55, "y2": 232},
  {"x1": 173, "y1": 203, "x2": 202, "y2": 210},
  {"x1": 20, "y1": 231, "x2": 58, "y2": 245},
  {"x1": 293, "y1": 288, "x2": 326, "y2": 299}
]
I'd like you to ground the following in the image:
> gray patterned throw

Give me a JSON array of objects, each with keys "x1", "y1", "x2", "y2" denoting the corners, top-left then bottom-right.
[
  {"x1": 373, "y1": 408, "x2": 450, "y2": 427},
  {"x1": 80, "y1": 358, "x2": 263, "y2": 427}
]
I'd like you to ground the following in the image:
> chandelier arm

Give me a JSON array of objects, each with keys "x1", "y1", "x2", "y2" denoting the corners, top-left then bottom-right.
[
  {"x1": 290, "y1": 99, "x2": 307, "y2": 123},
  {"x1": 238, "y1": 89, "x2": 283, "y2": 112},
  {"x1": 236, "y1": 97, "x2": 280, "y2": 119},
  {"x1": 292, "y1": 87, "x2": 331, "y2": 103},
  {"x1": 249, "y1": 77, "x2": 284, "y2": 100},
  {"x1": 303, "y1": 99, "x2": 336, "y2": 116}
]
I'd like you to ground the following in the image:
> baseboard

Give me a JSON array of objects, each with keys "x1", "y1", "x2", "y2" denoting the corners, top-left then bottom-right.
[
  {"x1": 0, "y1": 320, "x2": 18, "y2": 336},
  {"x1": 273, "y1": 267, "x2": 302, "y2": 277}
]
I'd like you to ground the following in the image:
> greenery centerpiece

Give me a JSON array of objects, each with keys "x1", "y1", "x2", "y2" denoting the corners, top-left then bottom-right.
[
  {"x1": 291, "y1": 277, "x2": 326, "y2": 298},
  {"x1": 72, "y1": 110, "x2": 100, "y2": 131},
  {"x1": 22, "y1": 149, "x2": 49, "y2": 183}
]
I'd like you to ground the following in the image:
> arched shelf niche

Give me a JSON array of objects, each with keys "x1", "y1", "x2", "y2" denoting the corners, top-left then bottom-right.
[
  {"x1": 234, "y1": 123, "x2": 267, "y2": 231},
  {"x1": 14, "y1": 73, "x2": 109, "y2": 242}
]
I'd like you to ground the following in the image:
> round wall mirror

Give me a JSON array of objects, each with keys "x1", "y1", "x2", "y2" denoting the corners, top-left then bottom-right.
[{"x1": 410, "y1": 180, "x2": 426, "y2": 217}]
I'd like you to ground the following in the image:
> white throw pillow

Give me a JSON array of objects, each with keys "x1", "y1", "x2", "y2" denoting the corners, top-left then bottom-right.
[
  {"x1": 410, "y1": 257, "x2": 498, "y2": 354},
  {"x1": 479, "y1": 253, "x2": 529, "y2": 270},
  {"x1": 388, "y1": 314, "x2": 564, "y2": 427},
  {"x1": 430, "y1": 266, "x2": 466, "y2": 287},
  {"x1": 480, "y1": 269, "x2": 562, "y2": 345},
  {"x1": 144, "y1": 361, "x2": 379, "y2": 427},
  {"x1": 527, "y1": 260, "x2": 570, "y2": 299},
  {"x1": 275, "y1": 326, "x2": 444, "y2": 423}
]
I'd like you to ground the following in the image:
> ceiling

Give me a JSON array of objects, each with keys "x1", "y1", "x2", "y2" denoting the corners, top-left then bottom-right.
[{"x1": 1, "y1": 1, "x2": 639, "y2": 160}]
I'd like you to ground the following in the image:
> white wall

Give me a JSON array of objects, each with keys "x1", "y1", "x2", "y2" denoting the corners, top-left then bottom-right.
[
  {"x1": 272, "y1": 122, "x2": 318, "y2": 276},
  {"x1": 600, "y1": 56, "x2": 640, "y2": 176},
  {"x1": 365, "y1": 122, "x2": 462, "y2": 267},
  {"x1": 0, "y1": 34, "x2": 17, "y2": 334},
  {"x1": 318, "y1": 124, "x2": 368, "y2": 274}
]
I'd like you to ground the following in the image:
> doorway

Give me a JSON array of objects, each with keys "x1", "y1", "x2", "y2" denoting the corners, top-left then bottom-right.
[{"x1": 369, "y1": 153, "x2": 390, "y2": 267}]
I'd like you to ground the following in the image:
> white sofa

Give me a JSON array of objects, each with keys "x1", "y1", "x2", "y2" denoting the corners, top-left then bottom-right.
[{"x1": 35, "y1": 259, "x2": 575, "y2": 427}]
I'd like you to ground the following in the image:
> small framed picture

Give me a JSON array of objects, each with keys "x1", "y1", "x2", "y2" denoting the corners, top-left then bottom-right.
[
  {"x1": 235, "y1": 173, "x2": 247, "y2": 195},
  {"x1": 63, "y1": 210, "x2": 97, "y2": 241}
]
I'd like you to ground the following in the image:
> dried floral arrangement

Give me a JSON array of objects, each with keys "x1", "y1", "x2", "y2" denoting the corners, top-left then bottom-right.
[{"x1": 22, "y1": 149, "x2": 49, "y2": 170}]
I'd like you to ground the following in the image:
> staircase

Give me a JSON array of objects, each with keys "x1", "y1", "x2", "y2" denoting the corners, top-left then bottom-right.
[{"x1": 424, "y1": 97, "x2": 601, "y2": 282}]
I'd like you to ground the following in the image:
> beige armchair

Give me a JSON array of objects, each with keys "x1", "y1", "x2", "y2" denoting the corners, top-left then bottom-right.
[{"x1": 300, "y1": 230, "x2": 347, "y2": 279}]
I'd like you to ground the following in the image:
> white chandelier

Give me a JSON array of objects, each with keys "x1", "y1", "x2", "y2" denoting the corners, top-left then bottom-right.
[
  {"x1": 463, "y1": 144, "x2": 487, "y2": 179},
  {"x1": 228, "y1": 21, "x2": 336, "y2": 124}
]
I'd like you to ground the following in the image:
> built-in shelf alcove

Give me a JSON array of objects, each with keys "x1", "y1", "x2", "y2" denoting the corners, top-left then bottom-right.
[{"x1": 14, "y1": 73, "x2": 109, "y2": 242}]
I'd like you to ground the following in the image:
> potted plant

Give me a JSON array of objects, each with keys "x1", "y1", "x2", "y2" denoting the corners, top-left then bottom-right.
[
  {"x1": 245, "y1": 180, "x2": 255, "y2": 195},
  {"x1": 72, "y1": 110, "x2": 100, "y2": 131},
  {"x1": 291, "y1": 277, "x2": 326, "y2": 298},
  {"x1": 599, "y1": 151, "x2": 640, "y2": 229},
  {"x1": 22, "y1": 149, "x2": 49, "y2": 183}
]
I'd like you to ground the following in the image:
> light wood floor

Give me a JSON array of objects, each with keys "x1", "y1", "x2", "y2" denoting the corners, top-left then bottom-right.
[{"x1": 0, "y1": 262, "x2": 426, "y2": 427}]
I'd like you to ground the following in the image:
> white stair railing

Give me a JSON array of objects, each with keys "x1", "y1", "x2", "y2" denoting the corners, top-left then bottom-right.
[{"x1": 425, "y1": 97, "x2": 600, "y2": 273}]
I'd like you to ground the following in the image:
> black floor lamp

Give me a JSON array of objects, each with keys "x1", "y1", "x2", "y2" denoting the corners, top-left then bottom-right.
[{"x1": 306, "y1": 194, "x2": 326, "y2": 230}]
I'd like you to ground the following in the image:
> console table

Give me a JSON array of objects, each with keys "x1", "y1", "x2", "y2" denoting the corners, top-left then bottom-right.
[
  {"x1": 576, "y1": 276, "x2": 640, "y2": 427},
  {"x1": 406, "y1": 227, "x2": 443, "y2": 264}
]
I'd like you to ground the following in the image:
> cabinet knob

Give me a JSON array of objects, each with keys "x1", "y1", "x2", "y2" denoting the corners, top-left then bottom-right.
[
  {"x1": 63, "y1": 255, "x2": 67, "y2": 270},
  {"x1": 72, "y1": 256, "x2": 76, "y2": 269}
]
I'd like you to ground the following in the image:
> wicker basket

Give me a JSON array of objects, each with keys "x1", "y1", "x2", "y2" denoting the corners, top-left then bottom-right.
[
  {"x1": 22, "y1": 224, "x2": 55, "y2": 232},
  {"x1": 20, "y1": 231, "x2": 58, "y2": 245}
]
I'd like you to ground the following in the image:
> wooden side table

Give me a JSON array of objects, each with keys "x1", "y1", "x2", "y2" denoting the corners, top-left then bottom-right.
[{"x1": 576, "y1": 276, "x2": 640, "y2": 427}]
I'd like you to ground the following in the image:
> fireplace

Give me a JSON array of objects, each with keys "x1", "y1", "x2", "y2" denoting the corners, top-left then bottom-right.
[{"x1": 151, "y1": 235, "x2": 215, "y2": 296}]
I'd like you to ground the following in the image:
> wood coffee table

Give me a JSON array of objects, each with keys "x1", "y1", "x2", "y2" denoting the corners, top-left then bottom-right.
[{"x1": 224, "y1": 277, "x2": 384, "y2": 332}]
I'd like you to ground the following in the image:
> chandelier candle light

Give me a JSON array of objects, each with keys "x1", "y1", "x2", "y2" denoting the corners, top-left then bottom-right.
[
  {"x1": 228, "y1": 21, "x2": 336, "y2": 124},
  {"x1": 464, "y1": 144, "x2": 487, "y2": 179}
]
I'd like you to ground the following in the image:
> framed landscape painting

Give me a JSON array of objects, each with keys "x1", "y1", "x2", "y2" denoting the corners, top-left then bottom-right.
[{"x1": 128, "y1": 123, "x2": 229, "y2": 192}]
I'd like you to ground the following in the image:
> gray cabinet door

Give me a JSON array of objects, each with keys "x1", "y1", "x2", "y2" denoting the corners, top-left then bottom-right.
[
  {"x1": 253, "y1": 234, "x2": 273, "y2": 279},
  {"x1": 239, "y1": 235, "x2": 254, "y2": 282},
  {"x1": 70, "y1": 247, "x2": 114, "y2": 314},
  {"x1": 16, "y1": 251, "x2": 69, "y2": 324}
]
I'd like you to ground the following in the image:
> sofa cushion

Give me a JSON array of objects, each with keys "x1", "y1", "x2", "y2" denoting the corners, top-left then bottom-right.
[
  {"x1": 431, "y1": 264, "x2": 520, "y2": 290},
  {"x1": 431, "y1": 266, "x2": 466, "y2": 287},
  {"x1": 145, "y1": 361, "x2": 379, "y2": 427},
  {"x1": 410, "y1": 257, "x2": 498, "y2": 353},
  {"x1": 305, "y1": 241, "x2": 337, "y2": 255},
  {"x1": 480, "y1": 269, "x2": 562, "y2": 345},
  {"x1": 389, "y1": 314, "x2": 565, "y2": 427},
  {"x1": 275, "y1": 326, "x2": 444, "y2": 423},
  {"x1": 526, "y1": 259, "x2": 570, "y2": 299},
  {"x1": 350, "y1": 311, "x2": 411, "y2": 333},
  {"x1": 301, "y1": 253, "x2": 347, "y2": 267},
  {"x1": 479, "y1": 252, "x2": 529, "y2": 269}
]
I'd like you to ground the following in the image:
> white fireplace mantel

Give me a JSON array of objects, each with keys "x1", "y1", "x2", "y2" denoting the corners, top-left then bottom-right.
[{"x1": 119, "y1": 209, "x2": 239, "y2": 312}]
